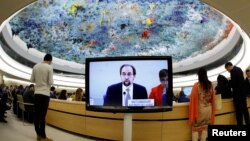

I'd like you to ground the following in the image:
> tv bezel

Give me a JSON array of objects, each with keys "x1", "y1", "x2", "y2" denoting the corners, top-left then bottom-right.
[{"x1": 85, "y1": 56, "x2": 173, "y2": 113}]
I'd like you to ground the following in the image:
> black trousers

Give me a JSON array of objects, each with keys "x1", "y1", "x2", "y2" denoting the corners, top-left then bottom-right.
[
  {"x1": 233, "y1": 96, "x2": 249, "y2": 125},
  {"x1": 34, "y1": 94, "x2": 50, "y2": 138},
  {"x1": 0, "y1": 102, "x2": 6, "y2": 118},
  {"x1": 0, "y1": 101, "x2": 10, "y2": 118}
]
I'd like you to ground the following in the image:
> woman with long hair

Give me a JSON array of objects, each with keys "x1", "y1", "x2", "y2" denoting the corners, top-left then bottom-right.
[
  {"x1": 74, "y1": 88, "x2": 83, "y2": 101},
  {"x1": 189, "y1": 68, "x2": 215, "y2": 141}
]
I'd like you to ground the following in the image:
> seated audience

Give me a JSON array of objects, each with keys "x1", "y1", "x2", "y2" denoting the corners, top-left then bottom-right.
[
  {"x1": 0, "y1": 84, "x2": 11, "y2": 123},
  {"x1": 22, "y1": 84, "x2": 35, "y2": 122},
  {"x1": 16, "y1": 85, "x2": 25, "y2": 95},
  {"x1": 11, "y1": 85, "x2": 18, "y2": 115},
  {"x1": 58, "y1": 89, "x2": 67, "y2": 100},
  {"x1": 50, "y1": 86, "x2": 57, "y2": 99},
  {"x1": 178, "y1": 90, "x2": 190, "y2": 103},
  {"x1": 23, "y1": 84, "x2": 35, "y2": 103},
  {"x1": 74, "y1": 88, "x2": 83, "y2": 101}
]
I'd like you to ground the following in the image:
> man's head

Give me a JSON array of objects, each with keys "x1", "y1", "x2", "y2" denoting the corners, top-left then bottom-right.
[
  {"x1": 246, "y1": 69, "x2": 250, "y2": 78},
  {"x1": 44, "y1": 53, "x2": 53, "y2": 65},
  {"x1": 159, "y1": 69, "x2": 168, "y2": 88},
  {"x1": 29, "y1": 84, "x2": 34, "y2": 91},
  {"x1": 50, "y1": 86, "x2": 55, "y2": 92},
  {"x1": 225, "y1": 62, "x2": 233, "y2": 72},
  {"x1": 120, "y1": 64, "x2": 136, "y2": 86}
]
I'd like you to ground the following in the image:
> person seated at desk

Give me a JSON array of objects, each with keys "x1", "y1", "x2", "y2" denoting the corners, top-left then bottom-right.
[
  {"x1": 103, "y1": 64, "x2": 148, "y2": 106},
  {"x1": 58, "y1": 89, "x2": 67, "y2": 100},
  {"x1": 0, "y1": 85, "x2": 11, "y2": 123},
  {"x1": 49, "y1": 86, "x2": 57, "y2": 99},
  {"x1": 73, "y1": 88, "x2": 84, "y2": 101},
  {"x1": 149, "y1": 69, "x2": 169, "y2": 106},
  {"x1": 177, "y1": 90, "x2": 190, "y2": 103},
  {"x1": 23, "y1": 84, "x2": 35, "y2": 122},
  {"x1": 215, "y1": 74, "x2": 232, "y2": 99},
  {"x1": 23, "y1": 84, "x2": 35, "y2": 103}
]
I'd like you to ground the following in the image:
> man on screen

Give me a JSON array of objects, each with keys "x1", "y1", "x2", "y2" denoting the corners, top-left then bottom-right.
[
  {"x1": 149, "y1": 69, "x2": 169, "y2": 106},
  {"x1": 103, "y1": 64, "x2": 148, "y2": 106}
]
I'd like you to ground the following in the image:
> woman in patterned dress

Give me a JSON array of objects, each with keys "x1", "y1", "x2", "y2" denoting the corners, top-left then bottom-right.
[{"x1": 189, "y1": 68, "x2": 215, "y2": 141}]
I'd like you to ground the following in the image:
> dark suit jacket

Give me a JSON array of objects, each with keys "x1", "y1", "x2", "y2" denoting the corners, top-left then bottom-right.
[
  {"x1": 245, "y1": 78, "x2": 250, "y2": 96},
  {"x1": 229, "y1": 66, "x2": 246, "y2": 98},
  {"x1": 103, "y1": 82, "x2": 148, "y2": 106}
]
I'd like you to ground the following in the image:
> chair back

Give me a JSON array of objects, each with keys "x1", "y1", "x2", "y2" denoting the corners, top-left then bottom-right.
[{"x1": 17, "y1": 95, "x2": 25, "y2": 111}]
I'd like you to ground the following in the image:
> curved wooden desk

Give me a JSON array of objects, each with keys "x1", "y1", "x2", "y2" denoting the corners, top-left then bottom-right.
[{"x1": 46, "y1": 98, "x2": 250, "y2": 141}]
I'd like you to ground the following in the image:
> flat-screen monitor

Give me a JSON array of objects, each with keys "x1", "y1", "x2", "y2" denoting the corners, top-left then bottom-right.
[
  {"x1": 85, "y1": 56, "x2": 173, "y2": 113},
  {"x1": 182, "y1": 86, "x2": 193, "y2": 96}
]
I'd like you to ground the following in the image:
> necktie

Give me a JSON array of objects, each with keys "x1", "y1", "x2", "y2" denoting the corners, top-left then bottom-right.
[{"x1": 125, "y1": 88, "x2": 131, "y2": 106}]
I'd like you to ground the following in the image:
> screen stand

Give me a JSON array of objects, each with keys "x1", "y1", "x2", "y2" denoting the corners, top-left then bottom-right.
[{"x1": 123, "y1": 113, "x2": 132, "y2": 141}]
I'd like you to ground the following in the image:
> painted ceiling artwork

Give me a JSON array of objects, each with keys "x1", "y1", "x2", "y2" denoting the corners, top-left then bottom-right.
[{"x1": 9, "y1": 0, "x2": 233, "y2": 64}]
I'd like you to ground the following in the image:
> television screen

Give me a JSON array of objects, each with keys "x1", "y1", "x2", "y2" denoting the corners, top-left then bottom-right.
[
  {"x1": 182, "y1": 86, "x2": 193, "y2": 96},
  {"x1": 85, "y1": 56, "x2": 173, "y2": 113}
]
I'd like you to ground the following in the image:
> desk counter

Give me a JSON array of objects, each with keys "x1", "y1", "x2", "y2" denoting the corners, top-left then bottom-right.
[{"x1": 46, "y1": 98, "x2": 250, "y2": 141}]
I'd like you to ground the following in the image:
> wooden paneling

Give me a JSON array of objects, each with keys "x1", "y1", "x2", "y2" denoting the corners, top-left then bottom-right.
[
  {"x1": 46, "y1": 110, "x2": 86, "y2": 135},
  {"x1": 85, "y1": 117, "x2": 123, "y2": 140},
  {"x1": 49, "y1": 100, "x2": 85, "y2": 115},
  {"x1": 215, "y1": 99, "x2": 235, "y2": 114},
  {"x1": 162, "y1": 120, "x2": 191, "y2": 141},
  {"x1": 215, "y1": 113, "x2": 236, "y2": 125},
  {"x1": 133, "y1": 112, "x2": 163, "y2": 120},
  {"x1": 163, "y1": 105, "x2": 189, "y2": 119},
  {"x1": 46, "y1": 98, "x2": 250, "y2": 141},
  {"x1": 85, "y1": 110, "x2": 124, "y2": 119},
  {"x1": 133, "y1": 121, "x2": 162, "y2": 141}
]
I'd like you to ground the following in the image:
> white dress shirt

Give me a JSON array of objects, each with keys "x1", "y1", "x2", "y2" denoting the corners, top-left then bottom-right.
[{"x1": 122, "y1": 84, "x2": 134, "y2": 106}]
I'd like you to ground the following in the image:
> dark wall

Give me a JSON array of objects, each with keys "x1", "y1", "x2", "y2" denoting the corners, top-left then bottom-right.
[{"x1": 0, "y1": 0, "x2": 36, "y2": 24}]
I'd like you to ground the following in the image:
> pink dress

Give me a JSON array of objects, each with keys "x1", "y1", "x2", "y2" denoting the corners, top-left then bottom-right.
[{"x1": 189, "y1": 82, "x2": 215, "y2": 132}]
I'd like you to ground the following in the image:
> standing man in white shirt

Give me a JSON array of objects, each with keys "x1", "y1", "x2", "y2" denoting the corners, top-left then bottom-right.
[{"x1": 31, "y1": 54, "x2": 53, "y2": 141}]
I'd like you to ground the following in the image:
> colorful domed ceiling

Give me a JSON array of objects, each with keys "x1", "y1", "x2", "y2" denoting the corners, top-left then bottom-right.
[{"x1": 9, "y1": 0, "x2": 233, "y2": 64}]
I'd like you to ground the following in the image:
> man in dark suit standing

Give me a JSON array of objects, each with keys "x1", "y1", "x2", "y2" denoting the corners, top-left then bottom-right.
[
  {"x1": 225, "y1": 62, "x2": 249, "y2": 125},
  {"x1": 245, "y1": 69, "x2": 250, "y2": 97},
  {"x1": 104, "y1": 64, "x2": 148, "y2": 106}
]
